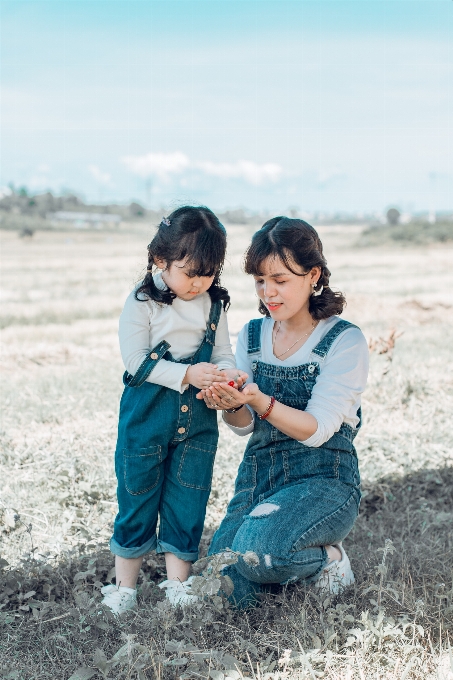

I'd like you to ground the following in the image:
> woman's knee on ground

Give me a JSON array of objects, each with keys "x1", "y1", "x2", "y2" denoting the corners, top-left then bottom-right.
[
  {"x1": 230, "y1": 504, "x2": 279, "y2": 580},
  {"x1": 230, "y1": 501, "x2": 330, "y2": 583},
  {"x1": 233, "y1": 543, "x2": 325, "y2": 584},
  {"x1": 231, "y1": 502, "x2": 298, "y2": 582}
]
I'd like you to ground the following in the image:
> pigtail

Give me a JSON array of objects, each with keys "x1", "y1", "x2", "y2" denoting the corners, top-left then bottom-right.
[
  {"x1": 208, "y1": 273, "x2": 231, "y2": 311},
  {"x1": 134, "y1": 245, "x2": 176, "y2": 305},
  {"x1": 308, "y1": 266, "x2": 346, "y2": 319}
]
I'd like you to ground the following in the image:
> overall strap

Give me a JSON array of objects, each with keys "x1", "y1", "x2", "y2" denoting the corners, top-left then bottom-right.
[
  {"x1": 247, "y1": 318, "x2": 264, "y2": 355},
  {"x1": 125, "y1": 300, "x2": 222, "y2": 387},
  {"x1": 123, "y1": 339, "x2": 171, "y2": 388},
  {"x1": 311, "y1": 319, "x2": 357, "y2": 360},
  {"x1": 204, "y1": 300, "x2": 223, "y2": 346}
]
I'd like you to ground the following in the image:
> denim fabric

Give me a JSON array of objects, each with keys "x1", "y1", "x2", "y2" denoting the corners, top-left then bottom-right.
[
  {"x1": 111, "y1": 301, "x2": 222, "y2": 561},
  {"x1": 209, "y1": 317, "x2": 362, "y2": 607}
]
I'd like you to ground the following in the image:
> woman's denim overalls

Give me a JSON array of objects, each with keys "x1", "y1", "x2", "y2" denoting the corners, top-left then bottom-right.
[
  {"x1": 110, "y1": 301, "x2": 222, "y2": 562},
  {"x1": 209, "y1": 317, "x2": 362, "y2": 606}
]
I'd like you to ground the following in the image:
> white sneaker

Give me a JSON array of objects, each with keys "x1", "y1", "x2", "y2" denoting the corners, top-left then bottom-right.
[
  {"x1": 314, "y1": 543, "x2": 355, "y2": 595},
  {"x1": 158, "y1": 576, "x2": 199, "y2": 607},
  {"x1": 101, "y1": 584, "x2": 137, "y2": 615}
]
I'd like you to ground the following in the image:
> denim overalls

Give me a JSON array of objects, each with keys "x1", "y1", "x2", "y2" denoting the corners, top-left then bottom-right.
[
  {"x1": 209, "y1": 317, "x2": 362, "y2": 606},
  {"x1": 110, "y1": 301, "x2": 222, "y2": 562}
]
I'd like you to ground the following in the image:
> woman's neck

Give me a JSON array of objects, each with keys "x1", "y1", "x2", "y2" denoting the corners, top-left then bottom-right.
[{"x1": 277, "y1": 306, "x2": 314, "y2": 333}]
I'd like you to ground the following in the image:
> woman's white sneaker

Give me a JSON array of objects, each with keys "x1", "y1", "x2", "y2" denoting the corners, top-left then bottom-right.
[
  {"x1": 101, "y1": 584, "x2": 137, "y2": 615},
  {"x1": 158, "y1": 576, "x2": 199, "y2": 606},
  {"x1": 314, "y1": 544, "x2": 355, "y2": 595}
]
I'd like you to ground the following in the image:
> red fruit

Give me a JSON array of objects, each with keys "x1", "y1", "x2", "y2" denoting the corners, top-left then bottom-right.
[{"x1": 228, "y1": 381, "x2": 235, "y2": 387}]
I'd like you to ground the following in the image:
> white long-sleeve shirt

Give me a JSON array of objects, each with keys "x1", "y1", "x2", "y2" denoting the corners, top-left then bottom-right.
[
  {"x1": 225, "y1": 316, "x2": 369, "y2": 448},
  {"x1": 118, "y1": 272, "x2": 236, "y2": 393}
]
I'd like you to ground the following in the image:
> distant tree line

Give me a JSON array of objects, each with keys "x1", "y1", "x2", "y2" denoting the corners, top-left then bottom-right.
[
  {"x1": 0, "y1": 188, "x2": 153, "y2": 221},
  {"x1": 1, "y1": 188, "x2": 451, "y2": 233},
  {"x1": 0, "y1": 189, "x2": 270, "y2": 227}
]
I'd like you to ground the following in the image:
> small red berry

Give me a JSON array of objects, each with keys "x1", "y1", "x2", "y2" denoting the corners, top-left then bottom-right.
[{"x1": 228, "y1": 381, "x2": 235, "y2": 387}]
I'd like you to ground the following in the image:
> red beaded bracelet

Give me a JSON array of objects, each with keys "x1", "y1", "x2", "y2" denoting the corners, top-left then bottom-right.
[{"x1": 258, "y1": 396, "x2": 276, "y2": 420}]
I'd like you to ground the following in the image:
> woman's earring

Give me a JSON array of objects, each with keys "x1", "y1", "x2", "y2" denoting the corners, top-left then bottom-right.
[{"x1": 312, "y1": 283, "x2": 324, "y2": 297}]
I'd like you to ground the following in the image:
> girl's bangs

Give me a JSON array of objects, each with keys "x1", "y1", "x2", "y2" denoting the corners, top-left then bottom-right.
[
  {"x1": 184, "y1": 258, "x2": 220, "y2": 279},
  {"x1": 177, "y1": 231, "x2": 225, "y2": 278}
]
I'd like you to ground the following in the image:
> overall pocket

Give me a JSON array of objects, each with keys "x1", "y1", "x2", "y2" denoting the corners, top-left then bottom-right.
[
  {"x1": 283, "y1": 446, "x2": 341, "y2": 482},
  {"x1": 178, "y1": 440, "x2": 217, "y2": 491},
  {"x1": 123, "y1": 445, "x2": 162, "y2": 495}
]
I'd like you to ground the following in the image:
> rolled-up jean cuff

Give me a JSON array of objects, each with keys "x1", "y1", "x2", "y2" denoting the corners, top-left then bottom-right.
[
  {"x1": 110, "y1": 535, "x2": 157, "y2": 559},
  {"x1": 156, "y1": 539, "x2": 198, "y2": 562}
]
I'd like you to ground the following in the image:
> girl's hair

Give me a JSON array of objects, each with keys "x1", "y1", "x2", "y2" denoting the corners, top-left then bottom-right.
[
  {"x1": 135, "y1": 206, "x2": 230, "y2": 309},
  {"x1": 244, "y1": 216, "x2": 346, "y2": 320}
]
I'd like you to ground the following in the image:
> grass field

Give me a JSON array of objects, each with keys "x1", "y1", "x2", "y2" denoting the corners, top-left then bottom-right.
[{"x1": 1, "y1": 224, "x2": 453, "y2": 679}]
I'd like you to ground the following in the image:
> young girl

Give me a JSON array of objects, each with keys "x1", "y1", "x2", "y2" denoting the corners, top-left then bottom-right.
[
  {"x1": 200, "y1": 217, "x2": 369, "y2": 607},
  {"x1": 102, "y1": 206, "x2": 243, "y2": 614}
]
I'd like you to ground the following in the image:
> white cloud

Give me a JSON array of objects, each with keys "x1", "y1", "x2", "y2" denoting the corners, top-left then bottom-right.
[
  {"x1": 195, "y1": 160, "x2": 282, "y2": 186},
  {"x1": 121, "y1": 152, "x2": 190, "y2": 179},
  {"x1": 121, "y1": 152, "x2": 282, "y2": 186},
  {"x1": 89, "y1": 164, "x2": 112, "y2": 185}
]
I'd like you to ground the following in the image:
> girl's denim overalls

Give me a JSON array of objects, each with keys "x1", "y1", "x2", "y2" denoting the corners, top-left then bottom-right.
[
  {"x1": 110, "y1": 301, "x2": 222, "y2": 562},
  {"x1": 209, "y1": 317, "x2": 362, "y2": 606}
]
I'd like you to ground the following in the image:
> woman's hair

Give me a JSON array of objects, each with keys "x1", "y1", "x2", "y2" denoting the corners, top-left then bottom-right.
[
  {"x1": 244, "y1": 216, "x2": 346, "y2": 320},
  {"x1": 135, "y1": 205, "x2": 230, "y2": 309}
]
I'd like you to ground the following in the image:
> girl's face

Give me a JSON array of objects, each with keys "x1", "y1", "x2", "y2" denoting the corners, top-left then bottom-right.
[
  {"x1": 253, "y1": 255, "x2": 320, "y2": 321},
  {"x1": 157, "y1": 258, "x2": 215, "y2": 301}
]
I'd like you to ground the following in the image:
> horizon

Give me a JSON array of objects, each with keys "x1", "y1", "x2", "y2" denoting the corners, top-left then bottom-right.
[{"x1": 4, "y1": 184, "x2": 452, "y2": 223}]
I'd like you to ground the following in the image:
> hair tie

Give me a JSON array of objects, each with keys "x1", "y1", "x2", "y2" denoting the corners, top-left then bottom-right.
[{"x1": 161, "y1": 217, "x2": 171, "y2": 226}]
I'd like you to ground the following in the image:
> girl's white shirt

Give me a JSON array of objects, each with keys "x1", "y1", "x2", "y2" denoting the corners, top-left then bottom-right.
[
  {"x1": 225, "y1": 315, "x2": 369, "y2": 448},
  {"x1": 119, "y1": 272, "x2": 236, "y2": 393}
]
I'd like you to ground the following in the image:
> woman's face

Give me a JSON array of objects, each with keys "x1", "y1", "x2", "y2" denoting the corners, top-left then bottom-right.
[{"x1": 253, "y1": 255, "x2": 320, "y2": 321}]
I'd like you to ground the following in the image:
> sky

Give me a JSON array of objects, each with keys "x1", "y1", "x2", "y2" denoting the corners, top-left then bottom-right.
[{"x1": 1, "y1": 0, "x2": 452, "y2": 213}]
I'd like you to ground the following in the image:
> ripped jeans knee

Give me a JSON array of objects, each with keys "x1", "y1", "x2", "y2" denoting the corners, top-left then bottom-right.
[
  {"x1": 231, "y1": 503, "x2": 327, "y2": 585},
  {"x1": 249, "y1": 503, "x2": 280, "y2": 518},
  {"x1": 234, "y1": 545, "x2": 327, "y2": 585},
  {"x1": 228, "y1": 482, "x2": 359, "y2": 586}
]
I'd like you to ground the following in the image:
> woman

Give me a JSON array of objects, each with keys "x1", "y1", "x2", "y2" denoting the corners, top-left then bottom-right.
[{"x1": 199, "y1": 217, "x2": 369, "y2": 608}]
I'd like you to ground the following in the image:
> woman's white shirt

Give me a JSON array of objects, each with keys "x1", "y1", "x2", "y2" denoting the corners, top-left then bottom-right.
[
  {"x1": 118, "y1": 272, "x2": 236, "y2": 393},
  {"x1": 226, "y1": 316, "x2": 369, "y2": 448}
]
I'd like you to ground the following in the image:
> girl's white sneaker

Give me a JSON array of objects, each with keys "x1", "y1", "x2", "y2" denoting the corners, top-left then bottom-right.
[
  {"x1": 101, "y1": 584, "x2": 137, "y2": 615},
  {"x1": 314, "y1": 543, "x2": 355, "y2": 595},
  {"x1": 158, "y1": 576, "x2": 199, "y2": 607}
]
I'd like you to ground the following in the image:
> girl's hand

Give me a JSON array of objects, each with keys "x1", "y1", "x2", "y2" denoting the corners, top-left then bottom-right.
[
  {"x1": 198, "y1": 381, "x2": 269, "y2": 414},
  {"x1": 195, "y1": 369, "x2": 248, "y2": 406},
  {"x1": 219, "y1": 368, "x2": 249, "y2": 389},
  {"x1": 183, "y1": 363, "x2": 227, "y2": 390}
]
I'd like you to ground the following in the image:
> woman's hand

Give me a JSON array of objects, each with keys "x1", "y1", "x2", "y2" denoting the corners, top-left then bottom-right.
[
  {"x1": 195, "y1": 370, "x2": 248, "y2": 407},
  {"x1": 183, "y1": 363, "x2": 227, "y2": 390},
  {"x1": 199, "y1": 378, "x2": 318, "y2": 441},
  {"x1": 198, "y1": 379, "x2": 269, "y2": 415}
]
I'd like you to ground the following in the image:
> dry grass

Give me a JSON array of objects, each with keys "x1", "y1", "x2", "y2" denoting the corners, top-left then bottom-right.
[
  {"x1": 1, "y1": 225, "x2": 453, "y2": 679},
  {"x1": 357, "y1": 220, "x2": 453, "y2": 247}
]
